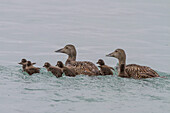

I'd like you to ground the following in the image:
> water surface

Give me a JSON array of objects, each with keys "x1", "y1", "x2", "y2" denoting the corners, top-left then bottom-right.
[{"x1": 0, "y1": 0, "x2": 170, "y2": 113}]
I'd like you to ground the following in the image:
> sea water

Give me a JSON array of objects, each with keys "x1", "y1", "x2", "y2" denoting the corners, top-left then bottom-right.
[{"x1": 0, "y1": 0, "x2": 170, "y2": 113}]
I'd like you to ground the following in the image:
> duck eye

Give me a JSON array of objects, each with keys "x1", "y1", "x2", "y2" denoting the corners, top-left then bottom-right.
[
  {"x1": 65, "y1": 47, "x2": 68, "y2": 49},
  {"x1": 115, "y1": 50, "x2": 118, "y2": 52}
]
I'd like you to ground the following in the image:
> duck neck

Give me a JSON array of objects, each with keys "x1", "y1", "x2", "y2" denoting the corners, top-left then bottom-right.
[
  {"x1": 118, "y1": 58, "x2": 126, "y2": 76},
  {"x1": 66, "y1": 55, "x2": 76, "y2": 65}
]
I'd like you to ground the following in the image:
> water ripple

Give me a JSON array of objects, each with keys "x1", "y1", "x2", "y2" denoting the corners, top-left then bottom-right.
[{"x1": 0, "y1": 65, "x2": 170, "y2": 113}]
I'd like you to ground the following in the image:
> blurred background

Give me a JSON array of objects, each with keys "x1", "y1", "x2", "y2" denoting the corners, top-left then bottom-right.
[{"x1": 0, "y1": 0, "x2": 170, "y2": 72}]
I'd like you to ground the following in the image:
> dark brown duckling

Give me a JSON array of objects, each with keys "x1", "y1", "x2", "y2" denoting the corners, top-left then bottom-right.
[
  {"x1": 96, "y1": 59, "x2": 114, "y2": 75},
  {"x1": 56, "y1": 61, "x2": 77, "y2": 77},
  {"x1": 18, "y1": 59, "x2": 36, "y2": 71},
  {"x1": 25, "y1": 61, "x2": 40, "y2": 75},
  {"x1": 43, "y1": 62, "x2": 63, "y2": 78},
  {"x1": 55, "y1": 44, "x2": 100, "y2": 76},
  {"x1": 106, "y1": 49, "x2": 160, "y2": 79}
]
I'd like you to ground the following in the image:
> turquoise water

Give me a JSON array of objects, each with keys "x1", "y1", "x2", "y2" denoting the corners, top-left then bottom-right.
[{"x1": 0, "y1": 0, "x2": 170, "y2": 113}]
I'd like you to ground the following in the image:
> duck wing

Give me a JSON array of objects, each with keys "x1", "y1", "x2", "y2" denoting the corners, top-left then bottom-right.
[
  {"x1": 26, "y1": 67, "x2": 40, "y2": 75},
  {"x1": 48, "y1": 67, "x2": 63, "y2": 78},
  {"x1": 63, "y1": 67, "x2": 76, "y2": 77},
  {"x1": 67, "y1": 61, "x2": 100, "y2": 76},
  {"x1": 68, "y1": 67, "x2": 78, "y2": 75},
  {"x1": 99, "y1": 65, "x2": 113, "y2": 75},
  {"x1": 125, "y1": 64, "x2": 159, "y2": 79}
]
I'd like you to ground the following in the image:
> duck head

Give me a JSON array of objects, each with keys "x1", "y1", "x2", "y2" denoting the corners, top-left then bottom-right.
[
  {"x1": 106, "y1": 49, "x2": 126, "y2": 64},
  {"x1": 27, "y1": 61, "x2": 32, "y2": 67},
  {"x1": 56, "y1": 61, "x2": 64, "y2": 68},
  {"x1": 19, "y1": 59, "x2": 36, "y2": 65},
  {"x1": 96, "y1": 59, "x2": 105, "y2": 66},
  {"x1": 55, "y1": 45, "x2": 76, "y2": 56},
  {"x1": 43, "y1": 62, "x2": 51, "y2": 68},
  {"x1": 18, "y1": 59, "x2": 27, "y2": 65}
]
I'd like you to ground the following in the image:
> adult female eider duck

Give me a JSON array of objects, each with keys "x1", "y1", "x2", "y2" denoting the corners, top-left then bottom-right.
[
  {"x1": 56, "y1": 61, "x2": 77, "y2": 77},
  {"x1": 106, "y1": 49, "x2": 159, "y2": 79},
  {"x1": 55, "y1": 44, "x2": 100, "y2": 76},
  {"x1": 43, "y1": 62, "x2": 63, "y2": 78},
  {"x1": 96, "y1": 59, "x2": 114, "y2": 75}
]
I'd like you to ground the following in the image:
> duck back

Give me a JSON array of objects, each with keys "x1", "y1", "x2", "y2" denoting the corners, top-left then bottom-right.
[
  {"x1": 99, "y1": 65, "x2": 113, "y2": 75},
  {"x1": 25, "y1": 67, "x2": 40, "y2": 75},
  {"x1": 67, "y1": 61, "x2": 100, "y2": 76},
  {"x1": 125, "y1": 64, "x2": 159, "y2": 79},
  {"x1": 48, "y1": 66, "x2": 63, "y2": 78}
]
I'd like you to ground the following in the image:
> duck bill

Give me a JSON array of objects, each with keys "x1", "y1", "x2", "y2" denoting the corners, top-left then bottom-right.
[
  {"x1": 96, "y1": 62, "x2": 99, "y2": 64},
  {"x1": 106, "y1": 52, "x2": 115, "y2": 57},
  {"x1": 55, "y1": 48, "x2": 64, "y2": 53},
  {"x1": 32, "y1": 63, "x2": 36, "y2": 65},
  {"x1": 18, "y1": 62, "x2": 22, "y2": 65}
]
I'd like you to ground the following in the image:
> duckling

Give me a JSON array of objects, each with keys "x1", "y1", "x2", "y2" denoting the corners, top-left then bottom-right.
[
  {"x1": 25, "y1": 61, "x2": 40, "y2": 75},
  {"x1": 43, "y1": 62, "x2": 63, "y2": 78},
  {"x1": 55, "y1": 44, "x2": 100, "y2": 76},
  {"x1": 106, "y1": 49, "x2": 159, "y2": 79},
  {"x1": 96, "y1": 59, "x2": 114, "y2": 75},
  {"x1": 56, "y1": 61, "x2": 77, "y2": 77},
  {"x1": 18, "y1": 59, "x2": 36, "y2": 71}
]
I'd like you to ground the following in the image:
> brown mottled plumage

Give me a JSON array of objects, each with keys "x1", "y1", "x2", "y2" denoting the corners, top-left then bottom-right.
[
  {"x1": 18, "y1": 59, "x2": 36, "y2": 71},
  {"x1": 25, "y1": 61, "x2": 40, "y2": 75},
  {"x1": 43, "y1": 62, "x2": 63, "y2": 78},
  {"x1": 56, "y1": 61, "x2": 77, "y2": 77},
  {"x1": 106, "y1": 49, "x2": 159, "y2": 79},
  {"x1": 97, "y1": 59, "x2": 114, "y2": 75},
  {"x1": 55, "y1": 44, "x2": 100, "y2": 76}
]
